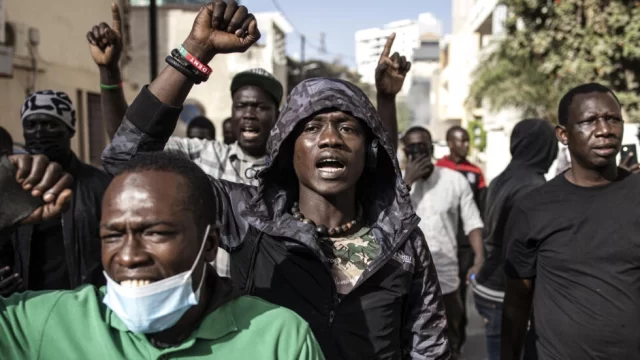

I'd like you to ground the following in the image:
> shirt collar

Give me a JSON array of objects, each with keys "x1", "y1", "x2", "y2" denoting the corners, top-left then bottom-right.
[
  {"x1": 103, "y1": 271, "x2": 240, "y2": 341},
  {"x1": 445, "y1": 155, "x2": 469, "y2": 166},
  {"x1": 229, "y1": 142, "x2": 267, "y2": 165}
]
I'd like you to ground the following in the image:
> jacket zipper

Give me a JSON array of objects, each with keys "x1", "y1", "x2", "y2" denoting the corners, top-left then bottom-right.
[{"x1": 327, "y1": 215, "x2": 420, "y2": 325}]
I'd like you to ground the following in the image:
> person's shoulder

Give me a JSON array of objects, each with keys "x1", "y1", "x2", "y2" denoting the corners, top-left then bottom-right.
[
  {"x1": 435, "y1": 156, "x2": 453, "y2": 168},
  {"x1": 49, "y1": 285, "x2": 102, "y2": 307},
  {"x1": 7, "y1": 285, "x2": 100, "y2": 315},
  {"x1": 513, "y1": 175, "x2": 565, "y2": 212},
  {"x1": 440, "y1": 167, "x2": 470, "y2": 186},
  {"x1": 465, "y1": 160, "x2": 484, "y2": 173}
]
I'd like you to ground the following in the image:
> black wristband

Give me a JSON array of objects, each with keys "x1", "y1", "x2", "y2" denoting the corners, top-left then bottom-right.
[
  {"x1": 170, "y1": 49, "x2": 209, "y2": 83},
  {"x1": 165, "y1": 56, "x2": 205, "y2": 84}
]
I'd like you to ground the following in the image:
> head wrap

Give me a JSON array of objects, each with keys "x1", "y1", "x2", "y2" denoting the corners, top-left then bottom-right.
[{"x1": 21, "y1": 90, "x2": 76, "y2": 133}]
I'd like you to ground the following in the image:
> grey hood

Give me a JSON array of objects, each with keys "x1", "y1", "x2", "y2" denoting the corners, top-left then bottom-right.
[{"x1": 243, "y1": 77, "x2": 418, "y2": 251}]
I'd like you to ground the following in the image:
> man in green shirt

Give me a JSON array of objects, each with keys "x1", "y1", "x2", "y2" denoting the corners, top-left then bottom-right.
[{"x1": 0, "y1": 149, "x2": 324, "y2": 359}]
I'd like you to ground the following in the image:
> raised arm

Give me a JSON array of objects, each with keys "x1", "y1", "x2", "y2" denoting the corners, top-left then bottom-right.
[
  {"x1": 375, "y1": 33, "x2": 411, "y2": 150},
  {"x1": 87, "y1": 3, "x2": 129, "y2": 140},
  {"x1": 101, "y1": 0, "x2": 260, "y2": 175}
]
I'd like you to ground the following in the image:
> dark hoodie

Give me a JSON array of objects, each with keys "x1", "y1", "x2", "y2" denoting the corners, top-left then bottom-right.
[
  {"x1": 103, "y1": 79, "x2": 450, "y2": 360},
  {"x1": 475, "y1": 119, "x2": 558, "y2": 295}
]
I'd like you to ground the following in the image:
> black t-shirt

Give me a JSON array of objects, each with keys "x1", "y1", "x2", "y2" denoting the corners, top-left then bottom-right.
[
  {"x1": 29, "y1": 219, "x2": 70, "y2": 291},
  {"x1": 505, "y1": 171, "x2": 640, "y2": 359}
]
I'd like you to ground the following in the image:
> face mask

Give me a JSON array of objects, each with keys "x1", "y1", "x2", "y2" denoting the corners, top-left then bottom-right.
[
  {"x1": 25, "y1": 136, "x2": 70, "y2": 165},
  {"x1": 103, "y1": 225, "x2": 211, "y2": 334}
]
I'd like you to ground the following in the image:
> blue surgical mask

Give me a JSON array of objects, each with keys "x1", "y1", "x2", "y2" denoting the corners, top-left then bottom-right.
[{"x1": 103, "y1": 225, "x2": 211, "y2": 334}]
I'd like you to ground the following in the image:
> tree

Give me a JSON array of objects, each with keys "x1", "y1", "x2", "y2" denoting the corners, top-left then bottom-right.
[{"x1": 469, "y1": 0, "x2": 640, "y2": 122}]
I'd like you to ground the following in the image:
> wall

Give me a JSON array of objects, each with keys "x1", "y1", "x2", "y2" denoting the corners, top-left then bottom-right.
[
  {"x1": 0, "y1": 0, "x2": 127, "y2": 163},
  {"x1": 437, "y1": 33, "x2": 479, "y2": 123}
]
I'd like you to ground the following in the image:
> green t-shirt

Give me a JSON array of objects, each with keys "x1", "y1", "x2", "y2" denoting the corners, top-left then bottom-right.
[{"x1": 0, "y1": 285, "x2": 324, "y2": 360}]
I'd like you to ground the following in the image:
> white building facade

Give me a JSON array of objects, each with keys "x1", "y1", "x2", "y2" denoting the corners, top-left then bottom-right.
[
  {"x1": 355, "y1": 13, "x2": 441, "y2": 95},
  {"x1": 437, "y1": 0, "x2": 514, "y2": 181}
]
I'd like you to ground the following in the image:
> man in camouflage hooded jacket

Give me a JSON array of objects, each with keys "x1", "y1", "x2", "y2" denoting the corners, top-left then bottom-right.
[{"x1": 103, "y1": 75, "x2": 449, "y2": 359}]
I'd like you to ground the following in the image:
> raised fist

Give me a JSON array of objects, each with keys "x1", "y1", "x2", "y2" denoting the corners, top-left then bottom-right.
[
  {"x1": 87, "y1": 3, "x2": 123, "y2": 68},
  {"x1": 375, "y1": 33, "x2": 412, "y2": 97},
  {"x1": 9, "y1": 154, "x2": 74, "y2": 225},
  {"x1": 183, "y1": 0, "x2": 260, "y2": 64}
]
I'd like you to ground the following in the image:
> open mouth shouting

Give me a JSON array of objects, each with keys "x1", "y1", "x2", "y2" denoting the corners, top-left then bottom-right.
[
  {"x1": 315, "y1": 153, "x2": 347, "y2": 180},
  {"x1": 240, "y1": 124, "x2": 261, "y2": 141}
]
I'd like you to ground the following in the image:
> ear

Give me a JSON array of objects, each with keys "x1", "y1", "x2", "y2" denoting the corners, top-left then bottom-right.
[
  {"x1": 204, "y1": 227, "x2": 219, "y2": 263},
  {"x1": 555, "y1": 125, "x2": 568, "y2": 146}
]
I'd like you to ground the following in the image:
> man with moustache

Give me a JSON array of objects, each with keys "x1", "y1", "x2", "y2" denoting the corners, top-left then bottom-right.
[
  {"x1": 1, "y1": 91, "x2": 110, "y2": 294},
  {"x1": 101, "y1": 1, "x2": 449, "y2": 358},
  {"x1": 0, "y1": 152, "x2": 323, "y2": 359},
  {"x1": 502, "y1": 83, "x2": 640, "y2": 360},
  {"x1": 471, "y1": 118, "x2": 558, "y2": 360}
]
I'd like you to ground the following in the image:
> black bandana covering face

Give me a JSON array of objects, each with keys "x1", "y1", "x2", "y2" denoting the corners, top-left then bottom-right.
[
  {"x1": 21, "y1": 90, "x2": 76, "y2": 166},
  {"x1": 24, "y1": 130, "x2": 70, "y2": 165}
]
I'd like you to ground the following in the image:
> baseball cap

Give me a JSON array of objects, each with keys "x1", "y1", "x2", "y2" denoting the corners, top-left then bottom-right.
[{"x1": 230, "y1": 68, "x2": 284, "y2": 106}]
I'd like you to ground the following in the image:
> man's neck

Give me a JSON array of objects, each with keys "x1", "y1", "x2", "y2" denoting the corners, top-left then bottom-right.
[
  {"x1": 448, "y1": 153, "x2": 465, "y2": 164},
  {"x1": 239, "y1": 145, "x2": 266, "y2": 160},
  {"x1": 297, "y1": 185, "x2": 357, "y2": 230},
  {"x1": 565, "y1": 161, "x2": 618, "y2": 187},
  {"x1": 147, "y1": 266, "x2": 220, "y2": 348}
]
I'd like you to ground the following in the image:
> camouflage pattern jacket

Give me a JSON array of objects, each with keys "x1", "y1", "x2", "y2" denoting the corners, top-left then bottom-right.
[{"x1": 102, "y1": 81, "x2": 450, "y2": 360}]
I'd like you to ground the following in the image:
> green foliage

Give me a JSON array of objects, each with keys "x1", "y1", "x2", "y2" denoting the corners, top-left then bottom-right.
[
  {"x1": 469, "y1": 0, "x2": 640, "y2": 122},
  {"x1": 468, "y1": 118, "x2": 487, "y2": 152}
]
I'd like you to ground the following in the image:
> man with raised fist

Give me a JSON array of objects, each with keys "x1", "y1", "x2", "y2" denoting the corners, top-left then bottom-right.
[{"x1": 102, "y1": 2, "x2": 450, "y2": 359}]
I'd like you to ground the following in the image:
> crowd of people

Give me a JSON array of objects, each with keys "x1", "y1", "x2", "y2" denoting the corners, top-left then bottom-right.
[{"x1": 0, "y1": 1, "x2": 639, "y2": 359}]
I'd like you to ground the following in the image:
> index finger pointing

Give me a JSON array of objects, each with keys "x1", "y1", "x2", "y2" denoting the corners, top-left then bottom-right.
[
  {"x1": 379, "y1": 33, "x2": 396, "y2": 62},
  {"x1": 111, "y1": 3, "x2": 123, "y2": 35}
]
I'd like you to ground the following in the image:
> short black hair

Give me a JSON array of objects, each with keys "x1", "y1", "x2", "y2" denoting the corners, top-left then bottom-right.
[
  {"x1": 0, "y1": 126, "x2": 12, "y2": 155},
  {"x1": 402, "y1": 126, "x2": 432, "y2": 144},
  {"x1": 558, "y1": 83, "x2": 621, "y2": 126},
  {"x1": 222, "y1": 117, "x2": 232, "y2": 126},
  {"x1": 446, "y1": 125, "x2": 468, "y2": 141},
  {"x1": 115, "y1": 152, "x2": 217, "y2": 230},
  {"x1": 187, "y1": 116, "x2": 216, "y2": 137}
]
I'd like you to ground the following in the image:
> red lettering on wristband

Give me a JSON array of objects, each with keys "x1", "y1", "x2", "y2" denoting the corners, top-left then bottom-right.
[{"x1": 183, "y1": 52, "x2": 212, "y2": 76}]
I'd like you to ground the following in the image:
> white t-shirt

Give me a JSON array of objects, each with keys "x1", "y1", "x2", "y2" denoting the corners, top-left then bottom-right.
[{"x1": 410, "y1": 167, "x2": 484, "y2": 294}]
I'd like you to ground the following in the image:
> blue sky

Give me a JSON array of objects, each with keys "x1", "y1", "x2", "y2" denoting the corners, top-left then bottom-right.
[{"x1": 240, "y1": 0, "x2": 452, "y2": 68}]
